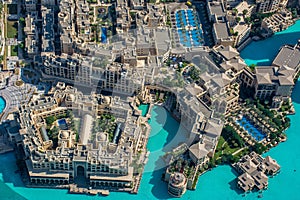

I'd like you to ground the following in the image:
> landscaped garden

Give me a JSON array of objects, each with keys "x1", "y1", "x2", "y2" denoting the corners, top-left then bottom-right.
[
  {"x1": 44, "y1": 110, "x2": 79, "y2": 148},
  {"x1": 213, "y1": 126, "x2": 247, "y2": 164},
  {"x1": 92, "y1": 114, "x2": 117, "y2": 142},
  {"x1": 6, "y1": 20, "x2": 18, "y2": 38},
  {"x1": 11, "y1": 45, "x2": 18, "y2": 56},
  {"x1": 225, "y1": 98, "x2": 291, "y2": 157}
]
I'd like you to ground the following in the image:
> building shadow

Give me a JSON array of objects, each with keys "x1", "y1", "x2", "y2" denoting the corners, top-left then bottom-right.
[
  {"x1": 291, "y1": 80, "x2": 300, "y2": 104},
  {"x1": 147, "y1": 106, "x2": 188, "y2": 199},
  {"x1": 228, "y1": 167, "x2": 244, "y2": 195}
]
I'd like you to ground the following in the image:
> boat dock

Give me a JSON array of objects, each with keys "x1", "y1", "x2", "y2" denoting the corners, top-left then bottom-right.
[{"x1": 69, "y1": 184, "x2": 110, "y2": 196}]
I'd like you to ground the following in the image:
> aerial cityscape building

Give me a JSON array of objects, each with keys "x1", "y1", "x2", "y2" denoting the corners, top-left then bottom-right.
[{"x1": 0, "y1": 0, "x2": 299, "y2": 198}]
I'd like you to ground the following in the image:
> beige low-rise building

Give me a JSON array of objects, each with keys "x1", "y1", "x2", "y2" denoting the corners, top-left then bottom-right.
[{"x1": 235, "y1": 152, "x2": 280, "y2": 192}]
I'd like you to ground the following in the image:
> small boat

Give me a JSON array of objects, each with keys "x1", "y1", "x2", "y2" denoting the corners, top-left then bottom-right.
[
  {"x1": 100, "y1": 190, "x2": 110, "y2": 196},
  {"x1": 88, "y1": 190, "x2": 97, "y2": 195}
]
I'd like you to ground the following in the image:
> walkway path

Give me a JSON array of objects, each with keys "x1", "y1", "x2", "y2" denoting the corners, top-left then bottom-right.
[{"x1": 232, "y1": 146, "x2": 247, "y2": 156}]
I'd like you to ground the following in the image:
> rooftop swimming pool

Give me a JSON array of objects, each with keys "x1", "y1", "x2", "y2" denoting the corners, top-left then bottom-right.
[
  {"x1": 101, "y1": 27, "x2": 107, "y2": 43},
  {"x1": 175, "y1": 9, "x2": 204, "y2": 48},
  {"x1": 58, "y1": 119, "x2": 68, "y2": 130},
  {"x1": 237, "y1": 116, "x2": 266, "y2": 141}
]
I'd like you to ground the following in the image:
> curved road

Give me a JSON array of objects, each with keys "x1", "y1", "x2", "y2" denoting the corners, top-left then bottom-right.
[
  {"x1": 0, "y1": 81, "x2": 35, "y2": 121},
  {"x1": 0, "y1": 89, "x2": 12, "y2": 120}
]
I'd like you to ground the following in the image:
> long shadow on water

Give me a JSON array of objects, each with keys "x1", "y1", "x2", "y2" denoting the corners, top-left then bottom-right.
[
  {"x1": 148, "y1": 106, "x2": 185, "y2": 199},
  {"x1": 292, "y1": 80, "x2": 300, "y2": 105},
  {"x1": 0, "y1": 153, "x2": 27, "y2": 200},
  {"x1": 229, "y1": 167, "x2": 244, "y2": 195}
]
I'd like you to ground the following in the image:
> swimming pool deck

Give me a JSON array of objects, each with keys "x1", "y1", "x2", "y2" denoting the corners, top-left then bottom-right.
[
  {"x1": 237, "y1": 116, "x2": 267, "y2": 141},
  {"x1": 172, "y1": 9, "x2": 204, "y2": 48}
]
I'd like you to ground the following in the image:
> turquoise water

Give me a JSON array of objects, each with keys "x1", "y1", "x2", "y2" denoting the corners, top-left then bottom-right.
[
  {"x1": 1, "y1": 21, "x2": 300, "y2": 199},
  {"x1": 237, "y1": 116, "x2": 266, "y2": 141},
  {"x1": 240, "y1": 20, "x2": 300, "y2": 66},
  {"x1": 139, "y1": 104, "x2": 150, "y2": 117},
  {"x1": 0, "y1": 97, "x2": 6, "y2": 113}
]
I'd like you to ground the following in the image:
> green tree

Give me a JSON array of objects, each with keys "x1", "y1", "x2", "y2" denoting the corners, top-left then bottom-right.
[
  {"x1": 45, "y1": 116, "x2": 57, "y2": 126},
  {"x1": 245, "y1": 17, "x2": 251, "y2": 24},
  {"x1": 245, "y1": 99, "x2": 251, "y2": 105},
  {"x1": 242, "y1": 9, "x2": 248, "y2": 16},
  {"x1": 18, "y1": 42, "x2": 24, "y2": 49},
  {"x1": 19, "y1": 17, "x2": 25, "y2": 24},
  {"x1": 232, "y1": 8, "x2": 238, "y2": 16},
  {"x1": 51, "y1": 126, "x2": 59, "y2": 136},
  {"x1": 252, "y1": 143, "x2": 267, "y2": 154},
  {"x1": 221, "y1": 125, "x2": 244, "y2": 148},
  {"x1": 249, "y1": 64, "x2": 256, "y2": 71},
  {"x1": 189, "y1": 66, "x2": 201, "y2": 80}
]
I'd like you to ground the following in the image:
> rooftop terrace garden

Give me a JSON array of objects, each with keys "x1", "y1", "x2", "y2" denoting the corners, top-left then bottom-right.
[
  {"x1": 92, "y1": 113, "x2": 117, "y2": 142},
  {"x1": 44, "y1": 110, "x2": 79, "y2": 148}
]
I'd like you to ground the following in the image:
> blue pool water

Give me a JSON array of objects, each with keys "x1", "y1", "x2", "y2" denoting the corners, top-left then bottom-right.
[
  {"x1": 175, "y1": 9, "x2": 203, "y2": 47},
  {"x1": 101, "y1": 27, "x2": 107, "y2": 43},
  {"x1": 0, "y1": 97, "x2": 6, "y2": 113},
  {"x1": 58, "y1": 119, "x2": 68, "y2": 130},
  {"x1": 1, "y1": 20, "x2": 300, "y2": 200},
  {"x1": 57, "y1": 119, "x2": 67, "y2": 126},
  {"x1": 237, "y1": 117, "x2": 266, "y2": 141}
]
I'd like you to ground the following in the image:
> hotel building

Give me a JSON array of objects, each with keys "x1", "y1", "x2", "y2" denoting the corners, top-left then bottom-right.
[{"x1": 16, "y1": 83, "x2": 146, "y2": 191}]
